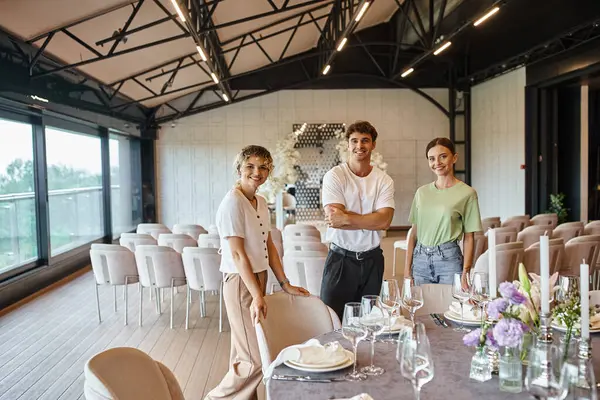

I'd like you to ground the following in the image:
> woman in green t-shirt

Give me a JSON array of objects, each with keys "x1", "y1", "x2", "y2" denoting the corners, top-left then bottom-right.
[{"x1": 404, "y1": 138, "x2": 482, "y2": 289}]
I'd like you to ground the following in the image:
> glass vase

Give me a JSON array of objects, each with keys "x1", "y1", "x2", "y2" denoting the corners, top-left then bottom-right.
[
  {"x1": 520, "y1": 332, "x2": 534, "y2": 365},
  {"x1": 470, "y1": 346, "x2": 492, "y2": 382},
  {"x1": 499, "y1": 347, "x2": 523, "y2": 393}
]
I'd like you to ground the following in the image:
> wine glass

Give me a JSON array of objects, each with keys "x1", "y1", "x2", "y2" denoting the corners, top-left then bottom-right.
[
  {"x1": 380, "y1": 279, "x2": 401, "y2": 343},
  {"x1": 341, "y1": 302, "x2": 368, "y2": 381},
  {"x1": 452, "y1": 273, "x2": 471, "y2": 332},
  {"x1": 360, "y1": 295, "x2": 386, "y2": 376},
  {"x1": 470, "y1": 272, "x2": 490, "y2": 324},
  {"x1": 398, "y1": 322, "x2": 434, "y2": 400},
  {"x1": 401, "y1": 279, "x2": 423, "y2": 327}
]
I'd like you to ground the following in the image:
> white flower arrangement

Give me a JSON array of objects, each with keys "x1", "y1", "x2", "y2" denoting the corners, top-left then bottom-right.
[
  {"x1": 334, "y1": 127, "x2": 388, "y2": 171},
  {"x1": 258, "y1": 125, "x2": 304, "y2": 203}
]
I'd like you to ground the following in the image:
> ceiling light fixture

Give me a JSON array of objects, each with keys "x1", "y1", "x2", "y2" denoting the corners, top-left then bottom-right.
[
  {"x1": 30, "y1": 95, "x2": 49, "y2": 103},
  {"x1": 322, "y1": 65, "x2": 331, "y2": 75},
  {"x1": 401, "y1": 68, "x2": 414, "y2": 78},
  {"x1": 196, "y1": 45, "x2": 207, "y2": 61},
  {"x1": 210, "y1": 72, "x2": 219, "y2": 84},
  {"x1": 433, "y1": 41, "x2": 452, "y2": 55},
  {"x1": 473, "y1": 7, "x2": 499, "y2": 27},
  {"x1": 355, "y1": 2, "x2": 370, "y2": 22},
  {"x1": 170, "y1": 0, "x2": 187, "y2": 22},
  {"x1": 222, "y1": 93, "x2": 229, "y2": 102},
  {"x1": 337, "y1": 37, "x2": 348, "y2": 52}
]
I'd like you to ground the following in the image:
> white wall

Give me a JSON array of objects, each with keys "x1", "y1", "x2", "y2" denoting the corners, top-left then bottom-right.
[
  {"x1": 471, "y1": 68, "x2": 526, "y2": 220},
  {"x1": 156, "y1": 89, "x2": 449, "y2": 229}
]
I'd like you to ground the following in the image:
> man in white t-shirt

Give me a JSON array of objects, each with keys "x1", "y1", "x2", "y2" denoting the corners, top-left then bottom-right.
[{"x1": 321, "y1": 121, "x2": 395, "y2": 320}]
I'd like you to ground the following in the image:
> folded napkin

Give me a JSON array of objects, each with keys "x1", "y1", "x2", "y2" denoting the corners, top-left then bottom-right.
[
  {"x1": 448, "y1": 301, "x2": 479, "y2": 320},
  {"x1": 263, "y1": 339, "x2": 348, "y2": 382},
  {"x1": 591, "y1": 313, "x2": 600, "y2": 329},
  {"x1": 332, "y1": 394, "x2": 374, "y2": 400},
  {"x1": 381, "y1": 315, "x2": 410, "y2": 332}
]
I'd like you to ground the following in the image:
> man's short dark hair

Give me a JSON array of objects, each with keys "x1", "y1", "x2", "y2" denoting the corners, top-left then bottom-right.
[{"x1": 345, "y1": 121, "x2": 378, "y2": 142}]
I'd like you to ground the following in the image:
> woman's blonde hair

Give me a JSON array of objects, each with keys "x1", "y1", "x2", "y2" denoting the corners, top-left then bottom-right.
[{"x1": 233, "y1": 145, "x2": 274, "y2": 177}]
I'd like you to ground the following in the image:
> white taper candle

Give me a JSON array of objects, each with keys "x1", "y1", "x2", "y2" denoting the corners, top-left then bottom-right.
[
  {"x1": 488, "y1": 228, "x2": 497, "y2": 299},
  {"x1": 581, "y1": 261, "x2": 590, "y2": 340},
  {"x1": 540, "y1": 235, "x2": 550, "y2": 314}
]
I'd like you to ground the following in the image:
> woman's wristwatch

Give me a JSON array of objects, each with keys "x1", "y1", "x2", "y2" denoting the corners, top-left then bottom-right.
[{"x1": 279, "y1": 278, "x2": 290, "y2": 287}]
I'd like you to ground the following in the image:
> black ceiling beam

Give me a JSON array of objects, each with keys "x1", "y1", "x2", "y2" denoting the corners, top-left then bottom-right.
[
  {"x1": 62, "y1": 29, "x2": 102, "y2": 57},
  {"x1": 432, "y1": 0, "x2": 448, "y2": 48},
  {"x1": 27, "y1": 1, "x2": 139, "y2": 43},
  {"x1": 96, "y1": 15, "x2": 173, "y2": 47},
  {"x1": 161, "y1": 59, "x2": 184, "y2": 94},
  {"x1": 109, "y1": 1, "x2": 145, "y2": 55},
  {"x1": 29, "y1": 32, "x2": 54, "y2": 75},
  {"x1": 394, "y1": 0, "x2": 428, "y2": 49}
]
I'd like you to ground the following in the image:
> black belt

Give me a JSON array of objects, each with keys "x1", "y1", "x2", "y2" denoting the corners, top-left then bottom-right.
[{"x1": 330, "y1": 243, "x2": 380, "y2": 261}]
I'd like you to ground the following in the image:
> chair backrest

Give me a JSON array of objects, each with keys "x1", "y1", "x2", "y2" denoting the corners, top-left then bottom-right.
[
  {"x1": 182, "y1": 247, "x2": 222, "y2": 291},
  {"x1": 283, "y1": 236, "x2": 321, "y2": 247},
  {"x1": 284, "y1": 242, "x2": 328, "y2": 253},
  {"x1": 415, "y1": 284, "x2": 453, "y2": 316},
  {"x1": 282, "y1": 251, "x2": 328, "y2": 295},
  {"x1": 562, "y1": 235, "x2": 600, "y2": 275},
  {"x1": 84, "y1": 347, "x2": 184, "y2": 400},
  {"x1": 552, "y1": 222, "x2": 584, "y2": 244},
  {"x1": 197, "y1": 233, "x2": 221, "y2": 249},
  {"x1": 119, "y1": 233, "x2": 157, "y2": 252},
  {"x1": 171, "y1": 223, "x2": 207, "y2": 238},
  {"x1": 481, "y1": 217, "x2": 501, "y2": 231},
  {"x1": 472, "y1": 231, "x2": 487, "y2": 264},
  {"x1": 134, "y1": 245, "x2": 186, "y2": 288},
  {"x1": 157, "y1": 233, "x2": 198, "y2": 253},
  {"x1": 530, "y1": 213, "x2": 558, "y2": 229},
  {"x1": 284, "y1": 229, "x2": 321, "y2": 241},
  {"x1": 137, "y1": 224, "x2": 172, "y2": 239},
  {"x1": 270, "y1": 228, "x2": 283, "y2": 244},
  {"x1": 282, "y1": 192, "x2": 297, "y2": 208},
  {"x1": 472, "y1": 242, "x2": 525, "y2": 283},
  {"x1": 501, "y1": 215, "x2": 531, "y2": 232},
  {"x1": 517, "y1": 226, "x2": 553, "y2": 249},
  {"x1": 255, "y1": 292, "x2": 340, "y2": 372},
  {"x1": 283, "y1": 224, "x2": 319, "y2": 235},
  {"x1": 584, "y1": 221, "x2": 600, "y2": 236},
  {"x1": 490, "y1": 227, "x2": 518, "y2": 245},
  {"x1": 90, "y1": 244, "x2": 138, "y2": 285},
  {"x1": 524, "y1": 238, "x2": 564, "y2": 275}
]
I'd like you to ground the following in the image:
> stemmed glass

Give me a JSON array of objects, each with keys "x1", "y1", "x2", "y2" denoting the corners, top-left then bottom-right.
[
  {"x1": 360, "y1": 295, "x2": 386, "y2": 376},
  {"x1": 341, "y1": 303, "x2": 368, "y2": 381},
  {"x1": 452, "y1": 273, "x2": 471, "y2": 332},
  {"x1": 398, "y1": 322, "x2": 435, "y2": 400},
  {"x1": 380, "y1": 279, "x2": 401, "y2": 343},
  {"x1": 470, "y1": 272, "x2": 490, "y2": 324},
  {"x1": 401, "y1": 278, "x2": 424, "y2": 327}
]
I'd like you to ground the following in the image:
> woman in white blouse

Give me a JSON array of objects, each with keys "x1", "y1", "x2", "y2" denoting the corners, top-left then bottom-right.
[{"x1": 206, "y1": 145, "x2": 309, "y2": 400}]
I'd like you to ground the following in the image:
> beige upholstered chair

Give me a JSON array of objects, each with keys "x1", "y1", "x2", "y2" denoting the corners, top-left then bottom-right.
[
  {"x1": 517, "y1": 225, "x2": 553, "y2": 249},
  {"x1": 282, "y1": 236, "x2": 321, "y2": 247},
  {"x1": 172, "y1": 223, "x2": 207, "y2": 238},
  {"x1": 523, "y1": 238, "x2": 564, "y2": 275},
  {"x1": 282, "y1": 250, "x2": 328, "y2": 296},
  {"x1": 584, "y1": 221, "x2": 600, "y2": 236},
  {"x1": 471, "y1": 231, "x2": 487, "y2": 264},
  {"x1": 283, "y1": 224, "x2": 320, "y2": 241},
  {"x1": 197, "y1": 233, "x2": 220, "y2": 249},
  {"x1": 182, "y1": 247, "x2": 223, "y2": 331},
  {"x1": 501, "y1": 215, "x2": 531, "y2": 232},
  {"x1": 488, "y1": 227, "x2": 518, "y2": 246},
  {"x1": 481, "y1": 217, "x2": 501, "y2": 232},
  {"x1": 284, "y1": 242, "x2": 328, "y2": 253},
  {"x1": 552, "y1": 222, "x2": 584, "y2": 244},
  {"x1": 90, "y1": 244, "x2": 140, "y2": 325},
  {"x1": 134, "y1": 245, "x2": 187, "y2": 328},
  {"x1": 255, "y1": 292, "x2": 341, "y2": 372},
  {"x1": 530, "y1": 213, "x2": 558, "y2": 229},
  {"x1": 157, "y1": 233, "x2": 198, "y2": 253},
  {"x1": 136, "y1": 223, "x2": 171, "y2": 240},
  {"x1": 472, "y1": 242, "x2": 525, "y2": 283},
  {"x1": 561, "y1": 235, "x2": 600, "y2": 276},
  {"x1": 119, "y1": 233, "x2": 157, "y2": 252},
  {"x1": 84, "y1": 347, "x2": 184, "y2": 400},
  {"x1": 415, "y1": 284, "x2": 453, "y2": 316},
  {"x1": 392, "y1": 227, "x2": 412, "y2": 277}
]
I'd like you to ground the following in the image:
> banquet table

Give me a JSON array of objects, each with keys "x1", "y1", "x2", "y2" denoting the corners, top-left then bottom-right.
[{"x1": 268, "y1": 317, "x2": 600, "y2": 399}]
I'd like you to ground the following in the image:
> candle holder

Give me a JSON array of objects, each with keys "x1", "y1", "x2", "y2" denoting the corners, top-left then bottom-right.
[
  {"x1": 538, "y1": 312, "x2": 554, "y2": 344},
  {"x1": 577, "y1": 338, "x2": 592, "y2": 360},
  {"x1": 485, "y1": 316, "x2": 499, "y2": 374}
]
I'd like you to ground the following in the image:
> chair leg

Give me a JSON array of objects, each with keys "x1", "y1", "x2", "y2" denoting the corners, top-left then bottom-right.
[
  {"x1": 124, "y1": 277, "x2": 129, "y2": 326},
  {"x1": 139, "y1": 284, "x2": 143, "y2": 327},
  {"x1": 95, "y1": 282, "x2": 101, "y2": 323},
  {"x1": 200, "y1": 290, "x2": 206, "y2": 318},
  {"x1": 219, "y1": 281, "x2": 223, "y2": 333},
  {"x1": 185, "y1": 286, "x2": 190, "y2": 330},
  {"x1": 113, "y1": 286, "x2": 117, "y2": 312},
  {"x1": 155, "y1": 287, "x2": 161, "y2": 314},
  {"x1": 170, "y1": 279, "x2": 175, "y2": 329}
]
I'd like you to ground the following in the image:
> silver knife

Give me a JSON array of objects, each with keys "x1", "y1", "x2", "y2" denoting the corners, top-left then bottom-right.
[{"x1": 272, "y1": 374, "x2": 345, "y2": 383}]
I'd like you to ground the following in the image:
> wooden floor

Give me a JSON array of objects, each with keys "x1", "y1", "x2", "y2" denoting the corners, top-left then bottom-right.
[{"x1": 0, "y1": 231, "x2": 406, "y2": 400}]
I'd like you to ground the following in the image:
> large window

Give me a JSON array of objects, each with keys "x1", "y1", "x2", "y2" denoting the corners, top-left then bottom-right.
[
  {"x1": 46, "y1": 127, "x2": 103, "y2": 255},
  {"x1": 110, "y1": 134, "x2": 142, "y2": 239},
  {"x1": 0, "y1": 118, "x2": 37, "y2": 272}
]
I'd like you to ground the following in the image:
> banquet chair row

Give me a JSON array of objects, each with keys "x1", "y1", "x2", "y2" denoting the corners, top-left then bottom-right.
[
  {"x1": 90, "y1": 244, "x2": 224, "y2": 331},
  {"x1": 136, "y1": 222, "x2": 209, "y2": 240}
]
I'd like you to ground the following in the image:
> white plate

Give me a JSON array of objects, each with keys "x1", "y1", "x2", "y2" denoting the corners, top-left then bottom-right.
[
  {"x1": 284, "y1": 349, "x2": 354, "y2": 373},
  {"x1": 551, "y1": 323, "x2": 600, "y2": 334},
  {"x1": 443, "y1": 310, "x2": 481, "y2": 326}
]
